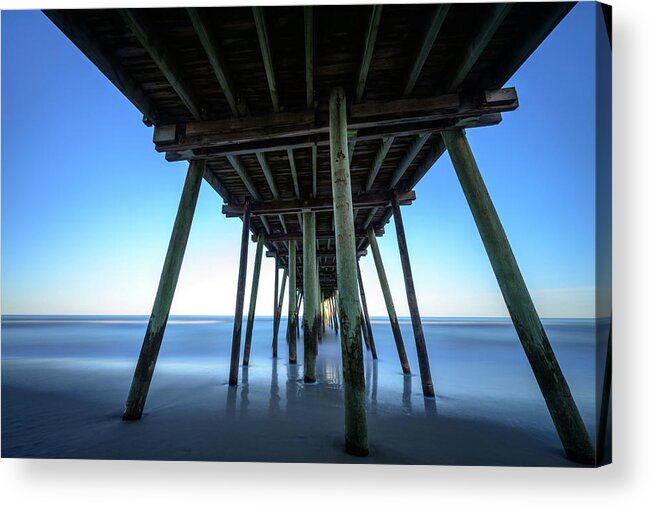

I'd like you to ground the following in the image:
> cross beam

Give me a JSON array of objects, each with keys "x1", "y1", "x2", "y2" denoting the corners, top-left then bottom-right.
[
  {"x1": 153, "y1": 88, "x2": 517, "y2": 157},
  {"x1": 222, "y1": 191, "x2": 415, "y2": 217}
]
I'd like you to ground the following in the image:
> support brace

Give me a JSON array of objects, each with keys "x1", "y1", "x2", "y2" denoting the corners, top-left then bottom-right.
[
  {"x1": 123, "y1": 159, "x2": 205, "y2": 420},
  {"x1": 442, "y1": 129, "x2": 595, "y2": 464}
]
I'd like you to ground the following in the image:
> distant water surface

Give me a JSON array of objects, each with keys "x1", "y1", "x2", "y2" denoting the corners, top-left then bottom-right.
[{"x1": 1, "y1": 315, "x2": 608, "y2": 464}]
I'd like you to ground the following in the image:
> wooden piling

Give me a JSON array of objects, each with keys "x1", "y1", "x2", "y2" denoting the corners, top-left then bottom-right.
[
  {"x1": 228, "y1": 199, "x2": 252, "y2": 386},
  {"x1": 243, "y1": 232, "x2": 265, "y2": 366},
  {"x1": 123, "y1": 159, "x2": 205, "y2": 420},
  {"x1": 287, "y1": 240, "x2": 298, "y2": 363},
  {"x1": 391, "y1": 194, "x2": 435, "y2": 397},
  {"x1": 357, "y1": 261, "x2": 378, "y2": 359},
  {"x1": 442, "y1": 129, "x2": 595, "y2": 464},
  {"x1": 367, "y1": 227, "x2": 410, "y2": 374},
  {"x1": 303, "y1": 211, "x2": 318, "y2": 382},
  {"x1": 329, "y1": 87, "x2": 368, "y2": 456},
  {"x1": 272, "y1": 268, "x2": 287, "y2": 357}
]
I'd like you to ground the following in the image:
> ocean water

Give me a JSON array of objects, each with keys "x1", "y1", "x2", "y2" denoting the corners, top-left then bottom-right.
[{"x1": 1, "y1": 315, "x2": 609, "y2": 464}]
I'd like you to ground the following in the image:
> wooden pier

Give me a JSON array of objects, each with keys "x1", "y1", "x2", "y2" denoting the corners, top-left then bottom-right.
[{"x1": 45, "y1": 2, "x2": 596, "y2": 463}]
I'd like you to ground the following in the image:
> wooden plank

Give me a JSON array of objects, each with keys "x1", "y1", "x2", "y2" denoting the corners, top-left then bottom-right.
[
  {"x1": 187, "y1": 8, "x2": 247, "y2": 117},
  {"x1": 329, "y1": 87, "x2": 368, "y2": 456},
  {"x1": 287, "y1": 148, "x2": 301, "y2": 199},
  {"x1": 442, "y1": 129, "x2": 594, "y2": 464},
  {"x1": 304, "y1": 6, "x2": 314, "y2": 109},
  {"x1": 443, "y1": 4, "x2": 513, "y2": 92},
  {"x1": 253, "y1": 7, "x2": 279, "y2": 112},
  {"x1": 402, "y1": 4, "x2": 450, "y2": 97},
  {"x1": 222, "y1": 191, "x2": 415, "y2": 217},
  {"x1": 266, "y1": 227, "x2": 384, "y2": 242},
  {"x1": 119, "y1": 9, "x2": 203, "y2": 121},
  {"x1": 228, "y1": 200, "x2": 252, "y2": 386},
  {"x1": 226, "y1": 155, "x2": 262, "y2": 201},
  {"x1": 122, "y1": 160, "x2": 205, "y2": 420},
  {"x1": 486, "y1": 3, "x2": 576, "y2": 88},
  {"x1": 44, "y1": 10, "x2": 157, "y2": 124},
  {"x1": 163, "y1": 113, "x2": 503, "y2": 161},
  {"x1": 365, "y1": 136, "x2": 394, "y2": 192},
  {"x1": 403, "y1": 137, "x2": 447, "y2": 190},
  {"x1": 387, "y1": 133, "x2": 432, "y2": 189},
  {"x1": 355, "y1": 5, "x2": 383, "y2": 102},
  {"x1": 256, "y1": 152, "x2": 280, "y2": 199}
]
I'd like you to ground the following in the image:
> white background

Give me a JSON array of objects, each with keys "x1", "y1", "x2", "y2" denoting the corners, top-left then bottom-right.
[{"x1": 1, "y1": 0, "x2": 649, "y2": 505}]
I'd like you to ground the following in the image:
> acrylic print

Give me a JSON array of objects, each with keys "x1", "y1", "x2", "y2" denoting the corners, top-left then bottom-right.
[{"x1": 1, "y1": 2, "x2": 611, "y2": 466}]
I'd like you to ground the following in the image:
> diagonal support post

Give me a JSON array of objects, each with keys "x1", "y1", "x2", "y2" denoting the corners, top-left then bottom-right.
[
  {"x1": 391, "y1": 193, "x2": 435, "y2": 397},
  {"x1": 442, "y1": 129, "x2": 595, "y2": 464},
  {"x1": 243, "y1": 232, "x2": 265, "y2": 366},
  {"x1": 123, "y1": 159, "x2": 205, "y2": 420},
  {"x1": 228, "y1": 200, "x2": 252, "y2": 386}
]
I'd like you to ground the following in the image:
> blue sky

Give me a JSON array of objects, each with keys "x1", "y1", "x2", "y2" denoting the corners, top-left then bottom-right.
[{"x1": 1, "y1": 3, "x2": 607, "y2": 317}]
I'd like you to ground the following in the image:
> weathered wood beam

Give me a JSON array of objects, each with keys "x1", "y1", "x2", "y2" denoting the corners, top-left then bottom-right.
[
  {"x1": 228, "y1": 200, "x2": 252, "y2": 386},
  {"x1": 165, "y1": 113, "x2": 502, "y2": 161},
  {"x1": 153, "y1": 89, "x2": 517, "y2": 155},
  {"x1": 443, "y1": 4, "x2": 513, "y2": 92},
  {"x1": 312, "y1": 145, "x2": 318, "y2": 197},
  {"x1": 223, "y1": 191, "x2": 415, "y2": 217},
  {"x1": 403, "y1": 137, "x2": 447, "y2": 190},
  {"x1": 44, "y1": 10, "x2": 157, "y2": 124},
  {"x1": 442, "y1": 129, "x2": 594, "y2": 464},
  {"x1": 252, "y1": 7, "x2": 279, "y2": 113},
  {"x1": 402, "y1": 4, "x2": 450, "y2": 97},
  {"x1": 356, "y1": 5, "x2": 383, "y2": 102},
  {"x1": 243, "y1": 232, "x2": 265, "y2": 366},
  {"x1": 266, "y1": 228, "x2": 382, "y2": 243},
  {"x1": 486, "y1": 2, "x2": 576, "y2": 89},
  {"x1": 119, "y1": 9, "x2": 203, "y2": 121},
  {"x1": 304, "y1": 6, "x2": 314, "y2": 109},
  {"x1": 287, "y1": 148, "x2": 301, "y2": 199},
  {"x1": 122, "y1": 160, "x2": 205, "y2": 420},
  {"x1": 391, "y1": 193, "x2": 435, "y2": 398},
  {"x1": 187, "y1": 8, "x2": 247, "y2": 117},
  {"x1": 255, "y1": 152, "x2": 280, "y2": 199},
  {"x1": 365, "y1": 137, "x2": 395, "y2": 192},
  {"x1": 226, "y1": 155, "x2": 262, "y2": 201},
  {"x1": 387, "y1": 133, "x2": 432, "y2": 189},
  {"x1": 330, "y1": 87, "x2": 368, "y2": 456},
  {"x1": 267, "y1": 248, "x2": 367, "y2": 259}
]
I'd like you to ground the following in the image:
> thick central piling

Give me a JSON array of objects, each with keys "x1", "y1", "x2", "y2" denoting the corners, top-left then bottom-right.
[
  {"x1": 302, "y1": 211, "x2": 318, "y2": 382},
  {"x1": 329, "y1": 86, "x2": 368, "y2": 456}
]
